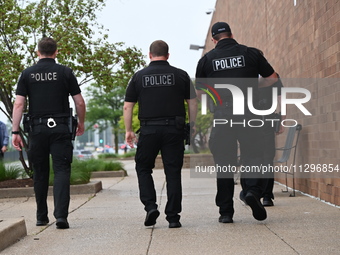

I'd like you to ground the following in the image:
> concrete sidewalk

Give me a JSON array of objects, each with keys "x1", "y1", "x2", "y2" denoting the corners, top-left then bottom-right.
[{"x1": 0, "y1": 160, "x2": 339, "y2": 254}]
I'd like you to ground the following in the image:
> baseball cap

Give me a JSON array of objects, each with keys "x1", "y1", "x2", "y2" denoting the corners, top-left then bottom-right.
[{"x1": 211, "y1": 22, "x2": 231, "y2": 36}]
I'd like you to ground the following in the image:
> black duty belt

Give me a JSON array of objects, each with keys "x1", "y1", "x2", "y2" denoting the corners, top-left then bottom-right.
[
  {"x1": 140, "y1": 119, "x2": 176, "y2": 126},
  {"x1": 32, "y1": 117, "x2": 68, "y2": 128}
]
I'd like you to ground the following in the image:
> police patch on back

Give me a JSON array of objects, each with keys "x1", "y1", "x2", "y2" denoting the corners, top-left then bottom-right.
[
  {"x1": 142, "y1": 73, "x2": 175, "y2": 87},
  {"x1": 212, "y1": 55, "x2": 245, "y2": 71},
  {"x1": 30, "y1": 72, "x2": 58, "y2": 82}
]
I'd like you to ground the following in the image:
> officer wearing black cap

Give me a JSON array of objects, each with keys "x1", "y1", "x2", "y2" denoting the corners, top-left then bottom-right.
[
  {"x1": 12, "y1": 37, "x2": 86, "y2": 229},
  {"x1": 124, "y1": 40, "x2": 197, "y2": 228},
  {"x1": 196, "y1": 22, "x2": 278, "y2": 223}
]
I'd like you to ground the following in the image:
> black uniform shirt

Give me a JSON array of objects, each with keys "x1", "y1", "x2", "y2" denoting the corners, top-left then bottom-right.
[
  {"x1": 16, "y1": 58, "x2": 81, "y2": 117},
  {"x1": 125, "y1": 60, "x2": 196, "y2": 120},
  {"x1": 196, "y1": 38, "x2": 274, "y2": 79},
  {"x1": 195, "y1": 38, "x2": 275, "y2": 114}
]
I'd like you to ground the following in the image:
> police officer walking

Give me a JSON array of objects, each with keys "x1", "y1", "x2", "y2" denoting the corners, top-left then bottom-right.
[
  {"x1": 259, "y1": 73, "x2": 285, "y2": 206},
  {"x1": 12, "y1": 37, "x2": 86, "y2": 229},
  {"x1": 195, "y1": 22, "x2": 278, "y2": 223},
  {"x1": 124, "y1": 40, "x2": 197, "y2": 228}
]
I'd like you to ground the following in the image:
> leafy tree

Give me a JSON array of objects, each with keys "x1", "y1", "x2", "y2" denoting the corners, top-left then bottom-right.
[
  {"x1": 86, "y1": 69, "x2": 145, "y2": 154},
  {"x1": 191, "y1": 101, "x2": 213, "y2": 153},
  {"x1": 0, "y1": 0, "x2": 144, "y2": 176},
  {"x1": 85, "y1": 43, "x2": 145, "y2": 154}
]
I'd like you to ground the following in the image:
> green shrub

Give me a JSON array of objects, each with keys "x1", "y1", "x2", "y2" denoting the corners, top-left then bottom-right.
[
  {"x1": 69, "y1": 168, "x2": 92, "y2": 185},
  {"x1": 119, "y1": 151, "x2": 136, "y2": 158},
  {"x1": 98, "y1": 153, "x2": 118, "y2": 159},
  {"x1": 81, "y1": 159, "x2": 103, "y2": 171},
  {"x1": 48, "y1": 158, "x2": 124, "y2": 185},
  {"x1": 0, "y1": 162, "x2": 23, "y2": 181},
  {"x1": 97, "y1": 151, "x2": 136, "y2": 159},
  {"x1": 0, "y1": 158, "x2": 124, "y2": 185},
  {"x1": 101, "y1": 161, "x2": 123, "y2": 171},
  {"x1": 81, "y1": 159, "x2": 124, "y2": 172}
]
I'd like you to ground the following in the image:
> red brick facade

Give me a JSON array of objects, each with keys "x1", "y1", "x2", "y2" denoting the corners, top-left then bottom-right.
[{"x1": 202, "y1": 0, "x2": 340, "y2": 205}]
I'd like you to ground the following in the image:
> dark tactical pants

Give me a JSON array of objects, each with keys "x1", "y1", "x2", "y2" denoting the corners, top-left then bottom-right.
[
  {"x1": 261, "y1": 118, "x2": 276, "y2": 199},
  {"x1": 28, "y1": 124, "x2": 73, "y2": 221},
  {"x1": 209, "y1": 114, "x2": 265, "y2": 217},
  {"x1": 135, "y1": 125, "x2": 184, "y2": 223}
]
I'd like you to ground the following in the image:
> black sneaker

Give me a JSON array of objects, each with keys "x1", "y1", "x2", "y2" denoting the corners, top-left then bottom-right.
[
  {"x1": 218, "y1": 215, "x2": 233, "y2": 223},
  {"x1": 169, "y1": 222, "x2": 182, "y2": 228},
  {"x1": 144, "y1": 209, "x2": 160, "y2": 226},
  {"x1": 244, "y1": 192, "x2": 267, "y2": 221},
  {"x1": 36, "y1": 219, "x2": 49, "y2": 226},
  {"x1": 239, "y1": 190, "x2": 247, "y2": 205},
  {"x1": 56, "y1": 218, "x2": 69, "y2": 229},
  {"x1": 263, "y1": 197, "x2": 274, "y2": 207}
]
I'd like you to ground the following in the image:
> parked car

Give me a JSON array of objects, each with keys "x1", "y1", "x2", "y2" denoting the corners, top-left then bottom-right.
[
  {"x1": 73, "y1": 150, "x2": 94, "y2": 160},
  {"x1": 118, "y1": 143, "x2": 136, "y2": 150}
]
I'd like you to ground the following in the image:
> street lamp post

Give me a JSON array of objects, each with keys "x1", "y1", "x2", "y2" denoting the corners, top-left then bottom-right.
[{"x1": 189, "y1": 44, "x2": 205, "y2": 50}]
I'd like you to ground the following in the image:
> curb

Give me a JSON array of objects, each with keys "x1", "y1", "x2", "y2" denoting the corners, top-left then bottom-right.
[
  {"x1": 0, "y1": 181, "x2": 103, "y2": 199},
  {"x1": 91, "y1": 170, "x2": 127, "y2": 178},
  {"x1": 0, "y1": 218, "x2": 27, "y2": 252},
  {"x1": 0, "y1": 181, "x2": 103, "y2": 251},
  {"x1": 154, "y1": 154, "x2": 214, "y2": 169}
]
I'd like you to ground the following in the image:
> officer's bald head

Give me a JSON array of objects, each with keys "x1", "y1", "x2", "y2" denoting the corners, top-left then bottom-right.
[
  {"x1": 38, "y1": 37, "x2": 57, "y2": 57},
  {"x1": 149, "y1": 40, "x2": 169, "y2": 58}
]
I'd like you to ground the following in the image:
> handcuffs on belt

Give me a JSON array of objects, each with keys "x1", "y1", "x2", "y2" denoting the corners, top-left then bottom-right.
[{"x1": 47, "y1": 118, "x2": 57, "y2": 128}]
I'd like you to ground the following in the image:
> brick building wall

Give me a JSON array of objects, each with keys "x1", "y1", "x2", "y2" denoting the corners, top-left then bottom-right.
[{"x1": 202, "y1": 0, "x2": 340, "y2": 205}]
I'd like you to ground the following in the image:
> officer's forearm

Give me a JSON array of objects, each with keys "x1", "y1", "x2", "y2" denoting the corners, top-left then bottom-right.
[
  {"x1": 124, "y1": 118, "x2": 133, "y2": 132},
  {"x1": 123, "y1": 101, "x2": 135, "y2": 132},
  {"x1": 259, "y1": 72, "x2": 278, "y2": 88},
  {"x1": 76, "y1": 105, "x2": 85, "y2": 125},
  {"x1": 12, "y1": 95, "x2": 25, "y2": 131},
  {"x1": 73, "y1": 94, "x2": 86, "y2": 124},
  {"x1": 186, "y1": 98, "x2": 198, "y2": 124}
]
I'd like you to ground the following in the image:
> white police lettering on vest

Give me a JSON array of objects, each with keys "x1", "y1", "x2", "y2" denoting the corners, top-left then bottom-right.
[
  {"x1": 142, "y1": 73, "x2": 175, "y2": 87},
  {"x1": 213, "y1": 56, "x2": 245, "y2": 71},
  {"x1": 30, "y1": 72, "x2": 58, "y2": 82}
]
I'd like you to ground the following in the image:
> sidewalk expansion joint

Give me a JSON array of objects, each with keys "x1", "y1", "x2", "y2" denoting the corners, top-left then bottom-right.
[
  {"x1": 264, "y1": 225, "x2": 299, "y2": 254},
  {"x1": 146, "y1": 180, "x2": 166, "y2": 255}
]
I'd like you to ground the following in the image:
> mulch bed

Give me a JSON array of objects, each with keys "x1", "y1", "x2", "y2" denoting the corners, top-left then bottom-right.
[{"x1": 0, "y1": 178, "x2": 34, "y2": 189}]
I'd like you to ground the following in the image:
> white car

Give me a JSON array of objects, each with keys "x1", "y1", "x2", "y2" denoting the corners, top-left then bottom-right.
[{"x1": 73, "y1": 150, "x2": 94, "y2": 160}]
